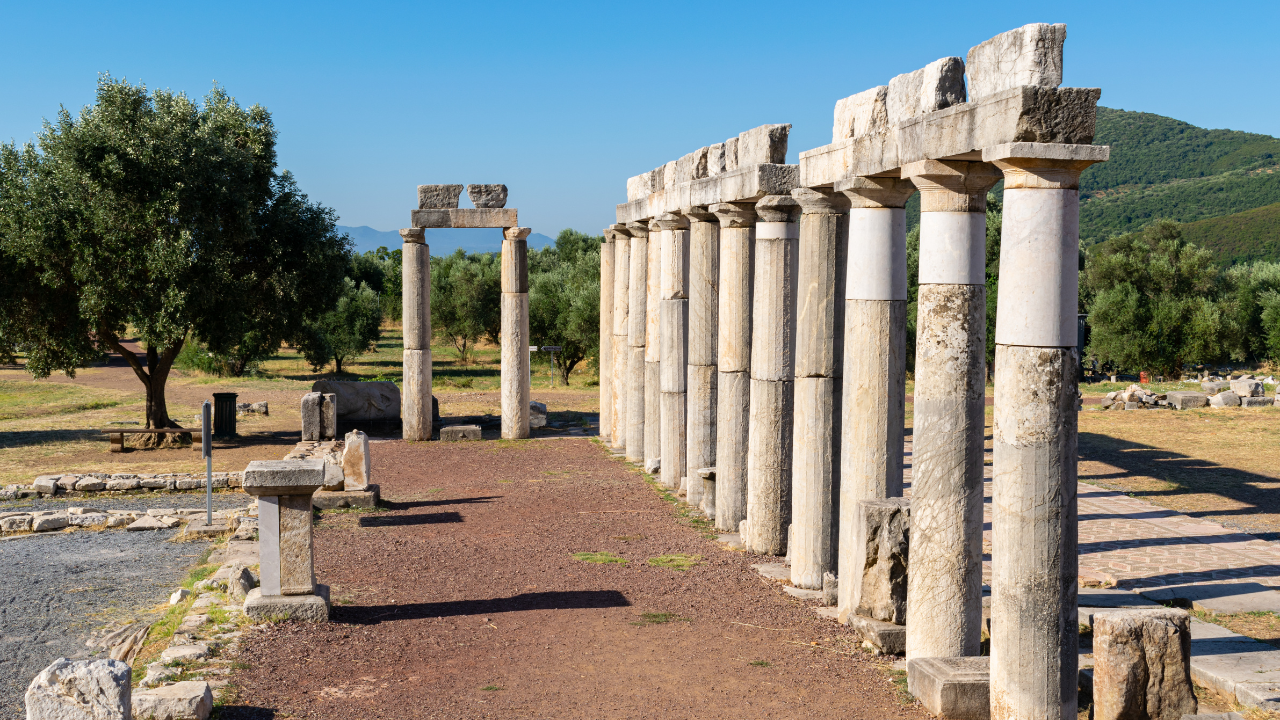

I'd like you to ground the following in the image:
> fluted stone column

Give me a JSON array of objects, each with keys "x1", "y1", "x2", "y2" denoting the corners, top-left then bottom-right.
[
  {"x1": 745, "y1": 195, "x2": 799, "y2": 556},
  {"x1": 902, "y1": 160, "x2": 1000, "y2": 661},
  {"x1": 986, "y1": 142, "x2": 1106, "y2": 720},
  {"x1": 685, "y1": 207, "x2": 719, "y2": 517},
  {"x1": 599, "y1": 231, "x2": 616, "y2": 445},
  {"x1": 626, "y1": 222, "x2": 649, "y2": 462},
  {"x1": 611, "y1": 225, "x2": 632, "y2": 453},
  {"x1": 501, "y1": 226, "x2": 532, "y2": 439},
  {"x1": 400, "y1": 228, "x2": 432, "y2": 441},
  {"x1": 835, "y1": 177, "x2": 915, "y2": 620},
  {"x1": 712, "y1": 202, "x2": 756, "y2": 532},
  {"x1": 644, "y1": 219, "x2": 663, "y2": 476},
  {"x1": 655, "y1": 213, "x2": 690, "y2": 495},
  {"x1": 790, "y1": 188, "x2": 850, "y2": 590}
]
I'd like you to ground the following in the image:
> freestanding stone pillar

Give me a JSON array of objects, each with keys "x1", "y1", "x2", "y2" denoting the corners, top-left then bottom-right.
[
  {"x1": 985, "y1": 142, "x2": 1107, "y2": 720},
  {"x1": 599, "y1": 231, "x2": 615, "y2": 444},
  {"x1": 242, "y1": 459, "x2": 330, "y2": 622},
  {"x1": 400, "y1": 228, "x2": 432, "y2": 441},
  {"x1": 685, "y1": 207, "x2": 719, "y2": 516},
  {"x1": 902, "y1": 160, "x2": 1000, "y2": 660},
  {"x1": 656, "y1": 213, "x2": 689, "y2": 495},
  {"x1": 643, "y1": 219, "x2": 663, "y2": 477},
  {"x1": 835, "y1": 176, "x2": 915, "y2": 616},
  {"x1": 744, "y1": 195, "x2": 799, "y2": 556},
  {"x1": 790, "y1": 188, "x2": 849, "y2": 590},
  {"x1": 625, "y1": 222, "x2": 649, "y2": 462},
  {"x1": 712, "y1": 202, "x2": 756, "y2": 532},
  {"x1": 611, "y1": 225, "x2": 632, "y2": 453},
  {"x1": 501, "y1": 227, "x2": 532, "y2": 439}
]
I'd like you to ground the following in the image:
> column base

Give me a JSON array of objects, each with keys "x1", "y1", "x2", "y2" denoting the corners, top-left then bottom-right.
[{"x1": 244, "y1": 584, "x2": 330, "y2": 623}]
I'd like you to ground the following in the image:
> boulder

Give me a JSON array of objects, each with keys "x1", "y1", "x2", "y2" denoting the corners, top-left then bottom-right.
[
  {"x1": 1209, "y1": 391, "x2": 1240, "y2": 408},
  {"x1": 1093, "y1": 608, "x2": 1196, "y2": 720},
  {"x1": 25, "y1": 658, "x2": 131, "y2": 720},
  {"x1": 1230, "y1": 379, "x2": 1264, "y2": 397},
  {"x1": 127, "y1": 516, "x2": 169, "y2": 531},
  {"x1": 529, "y1": 401, "x2": 547, "y2": 429},
  {"x1": 466, "y1": 184, "x2": 508, "y2": 209},
  {"x1": 851, "y1": 498, "x2": 910, "y2": 625},
  {"x1": 341, "y1": 430, "x2": 371, "y2": 491},
  {"x1": 227, "y1": 561, "x2": 256, "y2": 601},
  {"x1": 310, "y1": 380, "x2": 400, "y2": 422},
  {"x1": 131, "y1": 680, "x2": 214, "y2": 720}
]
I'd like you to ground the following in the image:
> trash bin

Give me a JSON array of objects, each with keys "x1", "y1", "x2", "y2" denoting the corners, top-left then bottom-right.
[{"x1": 212, "y1": 392, "x2": 238, "y2": 438}]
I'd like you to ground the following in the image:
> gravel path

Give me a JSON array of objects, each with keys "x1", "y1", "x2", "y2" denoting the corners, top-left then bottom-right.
[
  {"x1": 0, "y1": 490, "x2": 252, "y2": 515},
  {"x1": 0, "y1": 529, "x2": 209, "y2": 719}
]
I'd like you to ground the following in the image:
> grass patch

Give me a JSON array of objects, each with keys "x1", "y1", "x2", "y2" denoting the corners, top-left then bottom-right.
[
  {"x1": 749, "y1": 660, "x2": 771, "y2": 667},
  {"x1": 890, "y1": 667, "x2": 914, "y2": 704},
  {"x1": 481, "y1": 685, "x2": 502, "y2": 691},
  {"x1": 572, "y1": 551, "x2": 627, "y2": 565},
  {"x1": 647, "y1": 554, "x2": 701, "y2": 571},
  {"x1": 630, "y1": 612, "x2": 689, "y2": 626},
  {"x1": 1190, "y1": 608, "x2": 1280, "y2": 649}
]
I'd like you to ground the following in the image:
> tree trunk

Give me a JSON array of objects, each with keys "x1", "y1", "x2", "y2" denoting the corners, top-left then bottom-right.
[
  {"x1": 101, "y1": 331, "x2": 186, "y2": 449},
  {"x1": 334, "y1": 355, "x2": 343, "y2": 374}
]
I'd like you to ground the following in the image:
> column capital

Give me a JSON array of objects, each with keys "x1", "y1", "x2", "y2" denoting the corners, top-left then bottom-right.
[
  {"x1": 835, "y1": 176, "x2": 916, "y2": 209},
  {"x1": 710, "y1": 202, "x2": 757, "y2": 229},
  {"x1": 982, "y1": 142, "x2": 1109, "y2": 190},
  {"x1": 791, "y1": 187, "x2": 851, "y2": 215},
  {"x1": 902, "y1": 160, "x2": 1002, "y2": 213},
  {"x1": 624, "y1": 221, "x2": 650, "y2": 238},
  {"x1": 399, "y1": 228, "x2": 425, "y2": 244},
  {"x1": 755, "y1": 194, "x2": 800, "y2": 223},
  {"x1": 682, "y1": 206, "x2": 718, "y2": 223},
  {"x1": 503, "y1": 227, "x2": 532, "y2": 241},
  {"x1": 653, "y1": 212, "x2": 690, "y2": 231}
]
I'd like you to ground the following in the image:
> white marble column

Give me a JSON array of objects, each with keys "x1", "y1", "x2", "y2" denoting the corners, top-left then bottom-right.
[
  {"x1": 656, "y1": 212, "x2": 690, "y2": 496},
  {"x1": 625, "y1": 222, "x2": 649, "y2": 462},
  {"x1": 711, "y1": 202, "x2": 756, "y2": 533},
  {"x1": 685, "y1": 207, "x2": 719, "y2": 517},
  {"x1": 399, "y1": 228, "x2": 432, "y2": 441},
  {"x1": 599, "y1": 230, "x2": 615, "y2": 445},
  {"x1": 611, "y1": 225, "x2": 632, "y2": 453},
  {"x1": 644, "y1": 219, "x2": 663, "y2": 476},
  {"x1": 501, "y1": 227, "x2": 532, "y2": 439}
]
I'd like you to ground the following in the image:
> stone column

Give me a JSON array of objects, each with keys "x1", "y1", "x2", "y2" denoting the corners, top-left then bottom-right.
[
  {"x1": 599, "y1": 231, "x2": 615, "y2": 445},
  {"x1": 744, "y1": 195, "x2": 799, "y2": 556},
  {"x1": 242, "y1": 460, "x2": 329, "y2": 622},
  {"x1": 835, "y1": 176, "x2": 915, "y2": 617},
  {"x1": 789, "y1": 188, "x2": 850, "y2": 590},
  {"x1": 685, "y1": 207, "x2": 719, "y2": 517},
  {"x1": 625, "y1": 222, "x2": 649, "y2": 462},
  {"x1": 500, "y1": 227, "x2": 532, "y2": 439},
  {"x1": 985, "y1": 142, "x2": 1106, "y2": 720},
  {"x1": 400, "y1": 228, "x2": 432, "y2": 441},
  {"x1": 611, "y1": 225, "x2": 632, "y2": 453},
  {"x1": 712, "y1": 202, "x2": 756, "y2": 532},
  {"x1": 644, "y1": 219, "x2": 664, "y2": 477},
  {"x1": 901, "y1": 160, "x2": 1000, "y2": 661},
  {"x1": 656, "y1": 213, "x2": 689, "y2": 495}
]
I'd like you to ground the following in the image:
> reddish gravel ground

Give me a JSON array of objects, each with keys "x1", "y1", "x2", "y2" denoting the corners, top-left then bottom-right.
[{"x1": 223, "y1": 437, "x2": 928, "y2": 720}]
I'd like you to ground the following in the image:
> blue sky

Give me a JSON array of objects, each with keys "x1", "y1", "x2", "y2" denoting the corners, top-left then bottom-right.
[{"x1": 2, "y1": 1, "x2": 1276, "y2": 240}]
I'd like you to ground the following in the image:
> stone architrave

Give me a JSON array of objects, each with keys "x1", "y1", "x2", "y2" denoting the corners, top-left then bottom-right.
[
  {"x1": 600, "y1": 231, "x2": 616, "y2": 444},
  {"x1": 744, "y1": 194, "x2": 799, "y2": 556},
  {"x1": 1093, "y1": 609, "x2": 1197, "y2": 720},
  {"x1": 685, "y1": 207, "x2": 720, "y2": 516},
  {"x1": 902, "y1": 159, "x2": 1001, "y2": 661},
  {"x1": 501, "y1": 227, "x2": 533, "y2": 439},
  {"x1": 341, "y1": 430, "x2": 371, "y2": 491},
  {"x1": 712, "y1": 202, "x2": 756, "y2": 533},
  {"x1": 986, "y1": 141, "x2": 1108, "y2": 720},
  {"x1": 242, "y1": 459, "x2": 330, "y2": 622},
  {"x1": 655, "y1": 212, "x2": 690, "y2": 497},
  {"x1": 25, "y1": 658, "x2": 132, "y2": 720},
  {"x1": 400, "y1": 227, "x2": 432, "y2": 441}
]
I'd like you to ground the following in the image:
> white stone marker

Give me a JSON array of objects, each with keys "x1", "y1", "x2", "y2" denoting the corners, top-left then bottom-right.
[
  {"x1": 242, "y1": 459, "x2": 330, "y2": 622},
  {"x1": 902, "y1": 159, "x2": 1000, "y2": 661},
  {"x1": 600, "y1": 231, "x2": 615, "y2": 444},
  {"x1": 626, "y1": 222, "x2": 649, "y2": 461},
  {"x1": 500, "y1": 227, "x2": 532, "y2": 439},
  {"x1": 985, "y1": 141, "x2": 1107, "y2": 720},
  {"x1": 400, "y1": 228, "x2": 432, "y2": 441},
  {"x1": 645, "y1": 219, "x2": 664, "y2": 480},
  {"x1": 656, "y1": 212, "x2": 690, "y2": 497},
  {"x1": 744, "y1": 194, "x2": 799, "y2": 555},
  {"x1": 835, "y1": 176, "x2": 915, "y2": 618},
  {"x1": 712, "y1": 202, "x2": 756, "y2": 532},
  {"x1": 685, "y1": 207, "x2": 719, "y2": 517},
  {"x1": 790, "y1": 187, "x2": 850, "y2": 590},
  {"x1": 611, "y1": 225, "x2": 632, "y2": 453}
]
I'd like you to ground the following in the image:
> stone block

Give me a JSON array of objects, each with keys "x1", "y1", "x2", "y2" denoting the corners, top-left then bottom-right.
[
  {"x1": 1140, "y1": 582, "x2": 1280, "y2": 615},
  {"x1": 160, "y1": 644, "x2": 210, "y2": 662},
  {"x1": 737, "y1": 124, "x2": 791, "y2": 166},
  {"x1": 320, "y1": 393, "x2": 337, "y2": 439},
  {"x1": 140, "y1": 477, "x2": 173, "y2": 490},
  {"x1": 183, "y1": 519, "x2": 231, "y2": 538},
  {"x1": 242, "y1": 460, "x2": 325, "y2": 496},
  {"x1": 851, "y1": 498, "x2": 910, "y2": 624},
  {"x1": 311, "y1": 380, "x2": 401, "y2": 421},
  {"x1": 127, "y1": 515, "x2": 168, "y2": 531},
  {"x1": 887, "y1": 56, "x2": 966, "y2": 126},
  {"x1": 1235, "y1": 684, "x2": 1280, "y2": 712},
  {"x1": 243, "y1": 585, "x2": 330, "y2": 623},
  {"x1": 321, "y1": 453, "x2": 344, "y2": 491},
  {"x1": 907, "y1": 656, "x2": 990, "y2": 720},
  {"x1": 67, "y1": 513, "x2": 108, "y2": 527},
  {"x1": 1202, "y1": 381, "x2": 1231, "y2": 394},
  {"x1": 312, "y1": 486, "x2": 379, "y2": 510},
  {"x1": 33, "y1": 514, "x2": 69, "y2": 532},
  {"x1": 418, "y1": 184, "x2": 463, "y2": 209},
  {"x1": 25, "y1": 658, "x2": 131, "y2": 720},
  {"x1": 75, "y1": 477, "x2": 106, "y2": 491},
  {"x1": 833, "y1": 85, "x2": 889, "y2": 143},
  {"x1": 1209, "y1": 391, "x2": 1241, "y2": 408},
  {"x1": 966, "y1": 23, "x2": 1066, "y2": 101},
  {"x1": 132, "y1": 680, "x2": 214, "y2": 720},
  {"x1": 56, "y1": 476, "x2": 79, "y2": 491},
  {"x1": 1242, "y1": 396, "x2": 1273, "y2": 407},
  {"x1": 440, "y1": 425, "x2": 482, "y2": 441},
  {"x1": 1230, "y1": 379, "x2": 1264, "y2": 397},
  {"x1": 300, "y1": 392, "x2": 322, "y2": 441},
  {"x1": 410, "y1": 208, "x2": 518, "y2": 229},
  {"x1": 467, "y1": 184, "x2": 508, "y2": 208},
  {"x1": 529, "y1": 401, "x2": 547, "y2": 429},
  {"x1": 32, "y1": 474, "x2": 59, "y2": 495},
  {"x1": 1094, "y1": 608, "x2": 1196, "y2": 720},
  {"x1": 1166, "y1": 391, "x2": 1209, "y2": 410},
  {"x1": 105, "y1": 477, "x2": 141, "y2": 491},
  {"x1": 846, "y1": 613, "x2": 906, "y2": 655},
  {"x1": 341, "y1": 430, "x2": 371, "y2": 490},
  {"x1": 2, "y1": 515, "x2": 32, "y2": 532},
  {"x1": 410, "y1": 208, "x2": 451, "y2": 228},
  {"x1": 674, "y1": 147, "x2": 710, "y2": 185}
]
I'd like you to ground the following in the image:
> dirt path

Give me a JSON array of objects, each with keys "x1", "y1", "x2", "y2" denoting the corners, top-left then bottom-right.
[{"x1": 222, "y1": 438, "x2": 924, "y2": 720}]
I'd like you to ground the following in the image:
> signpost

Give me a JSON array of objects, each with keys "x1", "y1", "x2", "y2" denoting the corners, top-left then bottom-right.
[
  {"x1": 541, "y1": 346, "x2": 563, "y2": 386},
  {"x1": 201, "y1": 401, "x2": 212, "y2": 525}
]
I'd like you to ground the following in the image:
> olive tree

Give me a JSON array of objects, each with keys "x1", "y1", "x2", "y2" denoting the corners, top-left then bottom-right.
[{"x1": 529, "y1": 231, "x2": 601, "y2": 384}]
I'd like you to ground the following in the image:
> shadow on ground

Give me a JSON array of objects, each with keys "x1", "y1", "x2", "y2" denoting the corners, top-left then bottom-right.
[{"x1": 335, "y1": 590, "x2": 631, "y2": 624}]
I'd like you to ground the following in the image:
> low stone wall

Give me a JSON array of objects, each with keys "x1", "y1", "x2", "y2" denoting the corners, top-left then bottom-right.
[
  {"x1": 3, "y1": 472, "x2": 245, "y2": 500},
  {"x1": 1, "y1": 503, "x2": 256, "y2": 536}
]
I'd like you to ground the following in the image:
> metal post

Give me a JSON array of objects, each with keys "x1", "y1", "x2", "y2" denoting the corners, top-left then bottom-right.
[{"x1": 201, "y1": 401, "x2": 212, "y2": 525}]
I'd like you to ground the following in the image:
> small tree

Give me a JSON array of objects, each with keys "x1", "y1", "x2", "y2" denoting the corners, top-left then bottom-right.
[
  {"x1": 431, "y1": 249, "x2": 500, "y2": 364},
  {"x1": 294, "y1": 279, "x2": 383, "y2": 373},
  {"x1": 530, "y1": 233, "x2": 601, "y2": 384}
]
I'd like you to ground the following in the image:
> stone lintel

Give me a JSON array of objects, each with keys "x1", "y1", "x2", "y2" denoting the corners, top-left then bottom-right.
[
  {"x1": 399, "y1": 228, "x2": 425, "y2": 244},
  {"x1": 410, "y1": 208, "x2": 519, "y2": 229}
]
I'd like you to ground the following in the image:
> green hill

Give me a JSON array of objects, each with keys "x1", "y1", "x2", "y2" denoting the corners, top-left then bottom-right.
[{"x1": 1177, "y1": 201, "x2": 1280, "y2": 265}]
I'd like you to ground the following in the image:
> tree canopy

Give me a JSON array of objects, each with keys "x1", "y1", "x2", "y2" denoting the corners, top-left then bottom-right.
[
  {"x1": 431, "y1": 249, "x2": 500, "y2": 364},
  {"x1": 529, "y1": 230, "x2": 601, "y2": 384}
]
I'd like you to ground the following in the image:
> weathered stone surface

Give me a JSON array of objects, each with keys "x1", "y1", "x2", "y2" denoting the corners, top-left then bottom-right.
[
  {"x1": 131, "y1": 680, "x2": 213, "y2": 720},
  {"x1": 833, "y1": 85, "x2": 888, "y2": 143},
  {"x1": 311, "y1": 380, "x2": 401, "y2": 421},
  {"x1": 417, "y1": 184, "x2": 463, "y2": 209},
  {"x1": 320, "y1": 393, "x2": 337, "y2": 439},
  {"x1": 243, "y1": 585, "x2": 330, "y2": 623},
  {"x1": 1201, "y1": 380, "x2": 1231, "y2": 394},
  {"x1": 402, "y1": 348, "x2": 432, "y2": 441},
  {"x1": 966, "y1": 23, "x2": 1066, "y2": 101},
  {"x1": 341, "y1": 430, "x2": 371, "y2": 490},
  {"x1": 33, "y1": 474, "x2": 60, "y2": 495},
  {"x1": 25, "y1": 658, "x2": 131, "y2": 720},
  {"x1": 74, "y1": 478, "x2": 106, "y2": 491},
  {"x1": 849, "y1": 498, "x2": 910, "y2": 625},
  {"x1": 33, "y1": 514, "x2": 70, "y2": 532},
  {"x1": 313, "y1": 486, "x2": 378, "y2": 510},
  {"x1": 1242, "y1": 396, "x2": 1273, "y2": 408},
  {"x1": 887, "y1": 57, "x2": 966, "y2": 126},
  {"x1": 440, "y1": 425, "x2": 482, "y2": 441},
  {"x1": 127, "y1": 515, "x2": 167, "y2": 531},
  {"x1": 466, "y1": 184, "x2": 508, "y2": 209},
  {"x1": 1230, "y1": 379, "x2": 1264, "y2": 397},
  {"x1": 2, "y1": 514, "x2": 32, "y2": 532},
  {"x1": 105, "y1": 478, "x2": 141, "y2": 491},
  {"x1": 67, "y1": 513, "x2": 108, "y2": 528},
  {"x1": 300, "y1": 392, "x2": 322, "y2": 441},
  {"x1": 1166, "y1": 391, "x2": 1209, "y2": 410},
  {"x1": 227, "y1": 562, "x2": 255, "y2": 601},
  {"x1": 243, "y1": 460, "x2": 324, "y2": 496},
  {"x1": 278, "y1": 493, "x2": 315, "y2": 595},
  {"x1": 1209, "y1": 391, "x2": 1241, "y2": 408},
  {"x1": 907, "y1": 656, "x2": 990, "y2": 720},
  {"x1": 1093, "y1": 608, "x2": 1197, "y2": 720},
  {"x1": 737, "y1": 124, "x2": 791, "y2": 166},
  {"x1": 399, "y1": 227, "x2": 425, "y2": 244},
  {"x1": 160, "y1": 644, "x2": 209, "y2": 662},
  {"x1": 847, "y1": 613, "x2": 907, "y2": 655},
  {"x1": 529, "y1": 401, "x2": 547, "y2": 429}
]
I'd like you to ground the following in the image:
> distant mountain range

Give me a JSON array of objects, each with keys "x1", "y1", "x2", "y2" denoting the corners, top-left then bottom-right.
[{"x1": 337, "y1": 225, "x2": 557, "y2": 256}]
